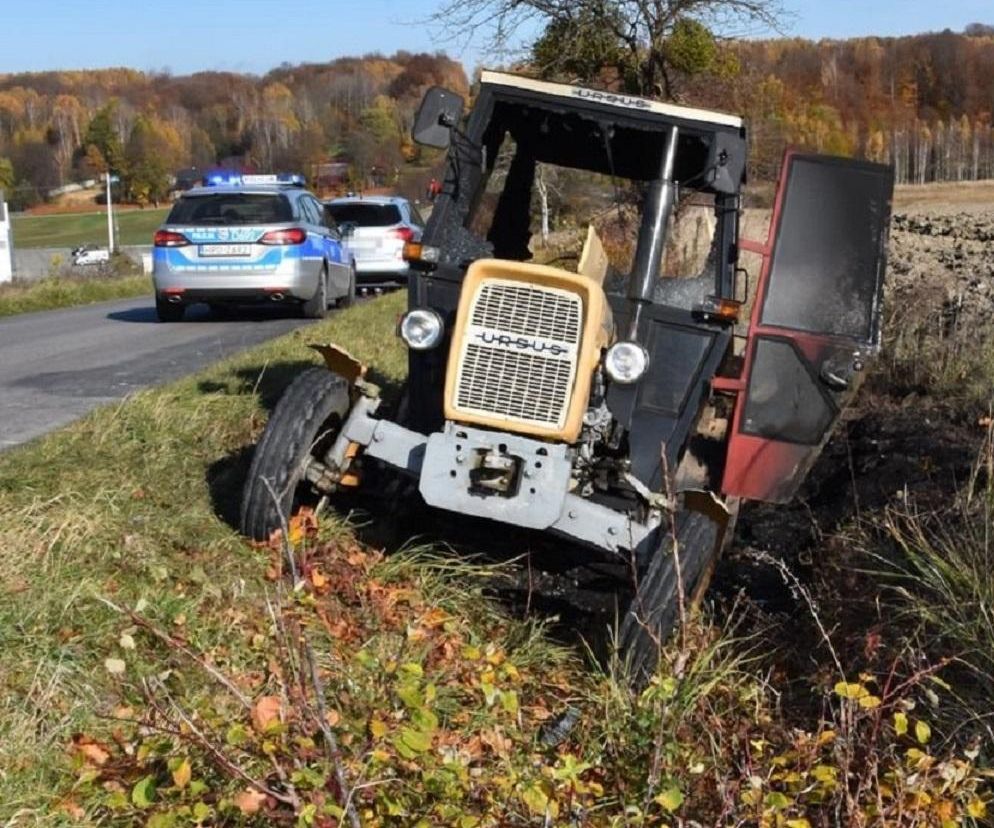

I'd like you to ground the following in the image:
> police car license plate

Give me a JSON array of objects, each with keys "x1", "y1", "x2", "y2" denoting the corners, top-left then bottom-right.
[{"x1": 199, "y1": 243, "x2": 252, "y2": 257}]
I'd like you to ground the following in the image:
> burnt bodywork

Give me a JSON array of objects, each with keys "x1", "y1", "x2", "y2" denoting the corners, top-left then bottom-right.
[
  {"x1": 245, "y1": 71, "x2": 893, "y2": 580},
  {"x1": 718, "y1": 152, "x2": 893, "y2": 502},
  {"x1": 407, "y1": 75, "x2": 748, "y2": 492}
]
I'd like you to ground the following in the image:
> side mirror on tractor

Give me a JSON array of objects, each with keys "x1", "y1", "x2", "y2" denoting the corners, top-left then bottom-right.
[{"x1": 413, "y1": 86, "x2": 465, "y2": 149}]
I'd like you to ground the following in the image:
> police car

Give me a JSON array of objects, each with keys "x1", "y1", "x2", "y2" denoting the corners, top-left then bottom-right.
[{"x1": 152, "y1": 173, "x2": 356, "y2": 322}]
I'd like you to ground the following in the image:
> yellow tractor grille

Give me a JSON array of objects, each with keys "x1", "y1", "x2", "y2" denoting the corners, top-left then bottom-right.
[{"x1": 453, "y1": 280, "x2": 583, "y2": 430}]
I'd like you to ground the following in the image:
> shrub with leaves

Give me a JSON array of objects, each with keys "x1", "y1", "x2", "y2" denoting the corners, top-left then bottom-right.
[{"x1": 63, "y1": 515, "x2": 990, "y2": 826}]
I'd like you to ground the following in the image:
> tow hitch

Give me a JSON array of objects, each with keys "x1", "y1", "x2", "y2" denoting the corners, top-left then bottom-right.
[{"x1": 468, "y1": 448, "x2": 522, "y2": 496}]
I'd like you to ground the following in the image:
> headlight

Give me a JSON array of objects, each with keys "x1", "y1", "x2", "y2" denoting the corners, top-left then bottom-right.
[
  {"x1": 604, "y1": 341, "x2": 649, "y2": 384},
  {"x1": 399, "y1": 308, "x2": 444, "y2": 350}
]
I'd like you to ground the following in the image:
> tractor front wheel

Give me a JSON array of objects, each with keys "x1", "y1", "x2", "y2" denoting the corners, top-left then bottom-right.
[
  {"x1": 240, "y1": 367, "x2": 350, "y2": 541},
  {"x1": 618, "y1": 508, "x2": 723, "y2": 683}
]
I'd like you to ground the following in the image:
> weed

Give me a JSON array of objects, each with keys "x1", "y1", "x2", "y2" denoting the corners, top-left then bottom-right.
[{"x1": 0, "y1": 272, "x2": 151, "y2": 318}]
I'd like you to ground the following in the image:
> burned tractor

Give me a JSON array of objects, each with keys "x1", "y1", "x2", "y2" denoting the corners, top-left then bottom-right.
[{"x1": 241, "y1": 72, "x2": 893, "y2": 677}]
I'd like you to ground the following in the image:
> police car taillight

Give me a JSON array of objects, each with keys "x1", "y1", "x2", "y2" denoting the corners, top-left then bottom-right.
[
  {"x1": 259, "y1": 228, "x2": 307, "y2": 245},
  {"x1": 154, "y1": 230, "x2": 190, "y2": 247}
]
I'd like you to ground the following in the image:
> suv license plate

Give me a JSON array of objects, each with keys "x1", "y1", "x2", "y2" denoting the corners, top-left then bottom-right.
[{"x1": 200, "y1": 244, "x2": 252, "y2": 257}]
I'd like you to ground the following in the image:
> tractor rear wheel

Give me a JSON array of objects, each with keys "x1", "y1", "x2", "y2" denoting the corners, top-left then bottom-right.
[
  {"x1": 618, "y1": 508, "x2": 723, "y2": 683},
  {"x1": 240, "y1": 367, "x2": 350, "y2": 541}
]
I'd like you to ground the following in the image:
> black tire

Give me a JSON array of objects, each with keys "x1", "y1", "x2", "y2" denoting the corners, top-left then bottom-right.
[
  {"x1": 337, "y1": 265, "x2": 356, "y2": 309},
  {"x1": 240, "y1": 367, "x2": 350, "y2": 541},
  {"x1": 618, "y1": 509, "x2": 722, "y2": 683},
  {"x1": 302, "y1": 268, "x2": 329, "y2": 319},
  {"x1": 155, "y1": 295, "x2": 185, "y2": 322}
]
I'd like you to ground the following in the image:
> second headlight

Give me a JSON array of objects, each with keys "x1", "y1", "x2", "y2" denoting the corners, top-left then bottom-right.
[
  {"x1": 604, "y1": 341, "x2": 649, "y2": 384},
  {"x1": 399, "y1": 308, "x2": 444, "y2": 350}
]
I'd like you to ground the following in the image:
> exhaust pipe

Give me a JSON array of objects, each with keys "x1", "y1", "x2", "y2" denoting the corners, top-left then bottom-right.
[
  {"x1": 628, "y1": 125, "x2": 679, "y2": 339},
  {"x1": 167, "y1": 294, "x2": 183, "y2": 304},
  {"x1": 269, "y1": 292, "x2": 285, "y2": 302}
]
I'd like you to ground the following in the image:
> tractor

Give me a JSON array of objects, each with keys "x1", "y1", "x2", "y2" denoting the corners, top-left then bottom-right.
[{"x1": 241, "y1": 72, "x2": 893, "y2": 678}]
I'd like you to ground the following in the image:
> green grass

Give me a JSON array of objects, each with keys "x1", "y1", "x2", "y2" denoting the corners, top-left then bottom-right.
[
  {"x1": 0, "y1": 291, "x2": 988, "y2": 824},
  {"x1": 11, "y1": 208, "x2": 168, "y2": 248},
  {"x1": 0, "y1": 293, "x2": 409, "y2": 820},
  {"x1": 0, "y1": 272, "x2": 152, "y2": 318}
]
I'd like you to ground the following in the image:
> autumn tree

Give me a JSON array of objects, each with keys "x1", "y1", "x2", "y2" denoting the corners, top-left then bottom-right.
[
  {"x1": 432, "y1": 0, "x2": 784, "y2": 98},
  {"x1": 124, "y1": 115, "x2": 184, "y2": 205},
  {"x1": 83, "y1": 103, "x2": 125, "y2": 174},
  {"x1": 0, "y1": 157, "x2": 13, "y2": 195}
]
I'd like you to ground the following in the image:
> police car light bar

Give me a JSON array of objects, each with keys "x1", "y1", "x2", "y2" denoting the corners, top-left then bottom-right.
[
  {"x1": 242, "y1": 173, "x2": 306, "y2": 186},
  {"x1": 202, "y1": 172, "x2": 306, "y2": 187}
]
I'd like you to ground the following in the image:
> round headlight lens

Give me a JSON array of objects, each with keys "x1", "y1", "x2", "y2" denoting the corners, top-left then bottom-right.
[
  {"x1": 604, "y1": 341, "x2": 649, "y2": 384},
  {"x1": 399, "y1": 308, "x2": 444, "y2": 350}
]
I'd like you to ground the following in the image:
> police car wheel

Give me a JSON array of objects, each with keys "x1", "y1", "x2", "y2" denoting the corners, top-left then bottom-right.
[
  {"x1": 302, "y1": 268, "x2": 329, "y2": 319},
  {"x1": 617, "y1": 508, "x2": 721, "y2": 685},
  {"x1": 240, "y1": 367, "x2": 350, "y2": 541},
  {"x1": 338, "y1": 266, "x2": 356, "y2": 309},
  {"x1": 155, "y1": 295, "x2": 185, "y2": 322}
]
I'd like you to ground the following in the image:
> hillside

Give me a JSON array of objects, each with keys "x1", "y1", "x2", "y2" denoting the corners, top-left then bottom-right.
[
  {"x1": 686, "y1": 28, "x2": 994, "y2": 181},
  {"x1": 0, "y1": 52, "x2": 468, "y2": 208},
  {"x1": 1, "y1": 30, "x2": 993, "y2": 209}
]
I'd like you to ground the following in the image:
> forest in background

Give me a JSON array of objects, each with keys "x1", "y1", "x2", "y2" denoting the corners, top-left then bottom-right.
[
  {"x1": 705, "y1": 27, "x2": 994, "y2": 182},
  {"x1": 1, "y1": 27, "x2": 993, "y2": 209},
  {"x1": 0, "y1": 52, "x2": 467, "y2": 208}
]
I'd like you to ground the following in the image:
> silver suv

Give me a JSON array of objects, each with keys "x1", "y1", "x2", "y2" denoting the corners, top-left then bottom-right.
[
  {"x1": 324, "y1": 195, "x2": 424, "y2": 287},
  {"x1": 152, "y1": 174, "x2": 356, "y2": 322}
]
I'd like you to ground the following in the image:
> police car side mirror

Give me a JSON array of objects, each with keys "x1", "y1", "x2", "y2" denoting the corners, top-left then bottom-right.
[
  {"x1": 339, "y1": 221, "x2": 357, "y2": 238},
  {"x1": 413, "y1": 87, "x2": 464, "y2": 149}
]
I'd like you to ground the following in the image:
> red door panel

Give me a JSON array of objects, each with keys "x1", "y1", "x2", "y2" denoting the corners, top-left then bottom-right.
[{"x1": 721, "y1": 151, "x2": 894, "y2": 503}]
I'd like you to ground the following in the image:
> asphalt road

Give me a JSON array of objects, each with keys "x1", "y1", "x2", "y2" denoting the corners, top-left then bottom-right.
[{"x1": 0, "y1": 296, "x2": 316, "y2": 450}]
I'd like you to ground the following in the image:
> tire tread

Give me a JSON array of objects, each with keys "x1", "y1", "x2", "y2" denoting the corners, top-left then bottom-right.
[{"x1": 239, "y1": 367, "x2": 349, "y2": 540}]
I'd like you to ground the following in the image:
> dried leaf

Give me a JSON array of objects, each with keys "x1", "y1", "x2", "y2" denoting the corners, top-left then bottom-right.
[
  {"x1": 57, "y1": 799, "x2": 85, "y2": 820},
  {"x1": 234, "y1": 788, "x2": 267, "y2": 815},
  {"x1": 833, "y1": 681, "x2": 867, "y2": 700},
  {"x1": 655, "y1": 786, "x2": 684, "y2": 813},
  {"x1": 968, "y1": 799, "x2": 987, "y2": 819},
  {"x1": 894, "y1": 711, "x2": 909, "y2": 736},
  {"x1": 251, "y1": 696, "x2": 282, "y2": 733},
  {"x1": 104, "y1": 657, "x2": 126, "y2": 676},
  {"x1": 118, "y1": 633, "x2": 136, "y2": 650},
  {"x1": 521, "y1": 784, "x2": 550, "y2": 815},
  {"x1": 72, "y1": 735, "x2": 110, "y2": 766},
  {"x1": 171, "y1": 758, "x2": 192, "y2": 789}
]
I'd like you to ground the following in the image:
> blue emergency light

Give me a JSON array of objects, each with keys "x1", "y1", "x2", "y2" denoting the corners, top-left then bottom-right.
[{"x1": 202, "y1": 171, "x2": 306, "y2": 187}]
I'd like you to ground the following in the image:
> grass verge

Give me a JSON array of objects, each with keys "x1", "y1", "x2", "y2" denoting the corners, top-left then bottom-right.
[
  {"x1": 0, "y1": 272, "x2": 152, "y2": 318},
  {"x1": 0, "y1": 292, "x2": 988, "y2": 825},
  {"x1": 11, "y1": 209, "x2": 168, "y2": 249}
]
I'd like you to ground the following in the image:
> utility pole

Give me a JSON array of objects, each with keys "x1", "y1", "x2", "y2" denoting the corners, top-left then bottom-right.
[
  {"x1": 0, "y1": 189, "x2": 12, "y2": 284},
  {"x1": 105, "y1": 173, "x2": 115, "y2": 253}
]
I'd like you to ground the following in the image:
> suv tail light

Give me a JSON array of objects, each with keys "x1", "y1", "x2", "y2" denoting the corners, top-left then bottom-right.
[
  {"x1": 260, "y1": 228, "x2": 307, "y2": 245},
  {"x1": 391, "y1": 227, "x2": 415, "y2": 243},
  {"x1": 154, "y1": 230, "x2": 190, "y2": 247}
]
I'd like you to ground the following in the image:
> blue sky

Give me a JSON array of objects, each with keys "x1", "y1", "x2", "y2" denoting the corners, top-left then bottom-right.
[{"x1": 0, "y1": 0, "x2": 991, "y2": 76}]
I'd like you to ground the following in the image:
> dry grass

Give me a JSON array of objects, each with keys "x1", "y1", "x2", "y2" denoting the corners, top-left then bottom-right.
[{"x1": 0, "y1": 272, "x2": 151, "y2": 318}]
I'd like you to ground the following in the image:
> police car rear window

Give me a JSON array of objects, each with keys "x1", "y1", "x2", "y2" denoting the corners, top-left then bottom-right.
[
  {"x1": 327, "y1": 203, "x2": 401, "y2": 227},
  {"x1": 166, "y1": 194, "x2": 293, "y2": 225}
]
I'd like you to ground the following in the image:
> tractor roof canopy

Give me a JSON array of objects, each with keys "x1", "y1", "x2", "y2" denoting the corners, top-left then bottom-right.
[{"x1": 474, "y1": 72, "x2": 746, "y2": 194}]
